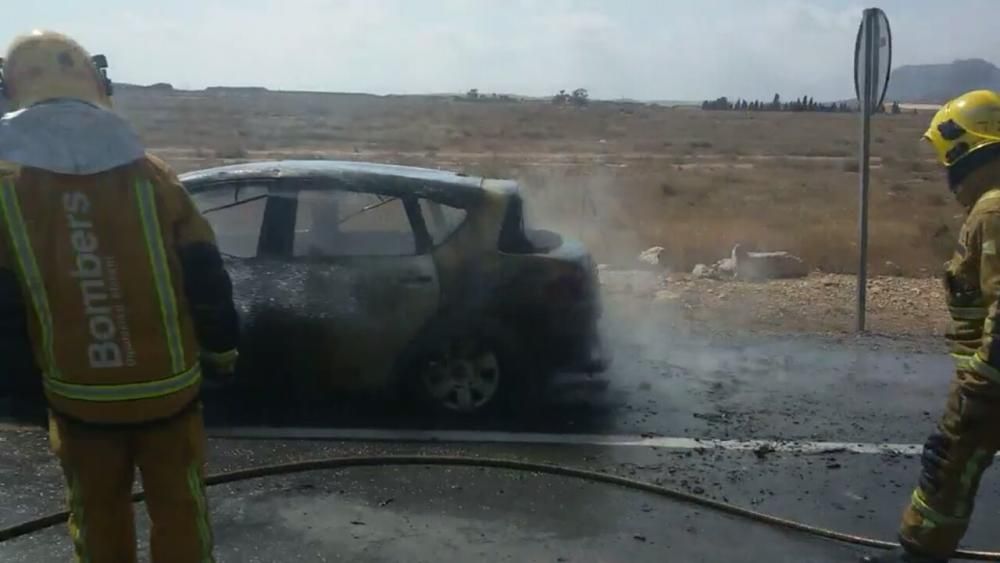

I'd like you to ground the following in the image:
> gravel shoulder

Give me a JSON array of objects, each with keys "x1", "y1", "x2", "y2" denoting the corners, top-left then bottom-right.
[{"x1": 600, "y1": 270, "x2": 948, "y2": 339}]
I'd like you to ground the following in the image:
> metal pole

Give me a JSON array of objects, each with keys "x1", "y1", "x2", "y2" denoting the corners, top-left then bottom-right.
[{"x1": 857, "y1": 10, "x2": 875, "y2": 332}]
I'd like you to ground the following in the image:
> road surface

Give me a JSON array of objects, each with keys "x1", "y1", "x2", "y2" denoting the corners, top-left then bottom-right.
[{"x1": 0, "y1": 301, "x2": 997, "y2": 562}]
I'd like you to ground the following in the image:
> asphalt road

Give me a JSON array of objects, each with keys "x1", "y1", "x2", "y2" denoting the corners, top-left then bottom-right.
[{"x1": 1, "y1": 302, "x2": 998, "y2": 562}]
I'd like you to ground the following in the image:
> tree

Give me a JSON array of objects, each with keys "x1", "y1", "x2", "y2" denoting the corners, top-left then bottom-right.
[
  {"x1": 552, "y1": 89, "x2": 569, "y2": 104},
  {"x1": 466, "y1": 88, "x2": 479, "y2": 100},
  {"x1": 772, "y1": 93, "x2": 781, "y2": 110},
  {"x1": 807, "y1": 96, "x2": 815, "y2": 111},
  {"x1": 571, "y1": 88, "x2": 589, "y2": 106}
]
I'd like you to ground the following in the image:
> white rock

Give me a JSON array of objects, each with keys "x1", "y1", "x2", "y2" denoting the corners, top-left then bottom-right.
[
  {"x1": 732, "y1": 244, "x2": 808, "y2": 280},
  {"x1": 716, "y1": 257, "x2": 736, "y2": 273},
  {"x1": 692, "y1": 264, "x2": 714, "y2": 278},
  {"x1": 638, "y1": 246, "x2": 665, "y2": 267}
]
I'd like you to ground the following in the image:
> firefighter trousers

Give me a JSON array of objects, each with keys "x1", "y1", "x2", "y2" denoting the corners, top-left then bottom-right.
[
  {"x1": 48, "y1": 405, "x2": 215, "y2": 563},
  {"x1": 899, "y1": 368, "x2": 1000, "y2": 559}
]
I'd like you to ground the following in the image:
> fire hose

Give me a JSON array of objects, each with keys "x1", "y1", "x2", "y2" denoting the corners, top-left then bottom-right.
[{"x1": 0, "y1": 454, "x2": 998, "y2": 560}]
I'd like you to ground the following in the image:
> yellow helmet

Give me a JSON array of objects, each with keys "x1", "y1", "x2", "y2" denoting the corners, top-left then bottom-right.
[
  {"x1": 924, "y1": 90, "x2": 1000, "y2": 167},
  {"x1": 0, "y1": 30, "x2": 111, "y2": 110}
]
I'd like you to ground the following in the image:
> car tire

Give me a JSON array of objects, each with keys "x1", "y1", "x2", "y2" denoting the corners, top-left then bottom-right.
[{"x1": 403, "y1": 319, "x2": 537, "y2": 418}]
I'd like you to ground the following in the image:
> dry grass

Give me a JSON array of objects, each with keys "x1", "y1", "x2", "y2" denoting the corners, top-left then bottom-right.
[
  {"x1": 509, "y1": 158, "x2": 958, "y2": 275},
  {"x1": 112, "y1": 86, "x2": 954, "y2": 276}
]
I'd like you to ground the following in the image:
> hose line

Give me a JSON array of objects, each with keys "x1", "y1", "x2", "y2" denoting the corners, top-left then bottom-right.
[{"x1": 0, "y1": 455, "x2": 997, "y2": 560}]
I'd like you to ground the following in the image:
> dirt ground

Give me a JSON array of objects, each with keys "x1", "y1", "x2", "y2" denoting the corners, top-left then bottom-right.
[
  {"x1": 111, "y1": 85, "x2": 959, "y2": 337},
  {"x1": 600, "y1": 269, "x2": 947, "y2": 338},
  {"x1": 114, "y1": 86, "x2": 957, "y2": 277}
]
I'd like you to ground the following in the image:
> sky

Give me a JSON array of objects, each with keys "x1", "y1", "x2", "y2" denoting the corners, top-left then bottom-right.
[{"x1": 3, "y1": 0, "x2": 999, "y2": 101}]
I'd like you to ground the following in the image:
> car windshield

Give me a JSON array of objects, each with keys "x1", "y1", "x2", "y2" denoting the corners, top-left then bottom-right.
[{"x1": 2, "y1": 3, "x2": 994, "y2": 563}]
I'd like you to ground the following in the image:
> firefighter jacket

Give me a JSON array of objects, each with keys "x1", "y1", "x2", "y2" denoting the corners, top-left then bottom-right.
[
  {"x1": 0, "y1": 155, "x2": 239, "y2": 423},
  {"x1": 945, "y1": 162, "x2": 1000, "y2": 383}
]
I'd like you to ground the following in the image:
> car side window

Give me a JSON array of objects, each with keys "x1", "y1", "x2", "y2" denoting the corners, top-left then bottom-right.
[
  {"x1": 191, "y1": 183, "x2": 269, "y2": 258},
  {"x1": 293, "y1": 189, "x2": 417, "y2": 257},
  {"x1": 418, "y1": 199, "x2": 468, "y2": 246}
]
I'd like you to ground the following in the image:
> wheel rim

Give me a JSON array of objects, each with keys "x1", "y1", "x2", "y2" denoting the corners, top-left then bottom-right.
[{"x1": 420, "y1": 343, "x2": 501, "y2": 413}]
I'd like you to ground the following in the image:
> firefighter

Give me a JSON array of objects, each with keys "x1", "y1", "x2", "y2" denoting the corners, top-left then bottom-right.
[
  {"x1": 0, "y1": 30, "x2": 239, "y2": 562},
  {"x1": 863, "y1": 90, "x2": 1000, "y2": 562}
]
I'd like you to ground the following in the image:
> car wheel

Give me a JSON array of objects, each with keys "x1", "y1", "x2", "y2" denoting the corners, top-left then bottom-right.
[{"x1": 408, "y1": 321, "x2": 535, "y2": 417}]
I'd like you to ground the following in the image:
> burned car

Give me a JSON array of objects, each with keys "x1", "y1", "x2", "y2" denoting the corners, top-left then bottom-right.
[{"x1": 181, "y1": 161, "x2": 607, "y2": 416}]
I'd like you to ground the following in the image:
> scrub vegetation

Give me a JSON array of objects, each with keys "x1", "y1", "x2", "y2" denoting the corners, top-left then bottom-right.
[{"x1": 115, "y1": 85, "x2": 955, "y2": 277}]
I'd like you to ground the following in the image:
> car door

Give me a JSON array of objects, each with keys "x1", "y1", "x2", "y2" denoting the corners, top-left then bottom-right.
[
  {"x1": 189, "y1": 180, "x2": 303, "y2": 389},
  {"x1": 287, "y1": 182, "x2": 441, "y2": 393},
  {"x1": 189, "y1": 179, "x2": 280, "y2": 308}
]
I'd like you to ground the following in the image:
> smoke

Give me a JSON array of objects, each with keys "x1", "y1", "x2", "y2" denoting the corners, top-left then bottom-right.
[
  {"x1": 509, "y1": 162, "x2": 713, "y2": 390},
  {"x1": 515, "y1": 164, "x2": 645, "y2": 269}
]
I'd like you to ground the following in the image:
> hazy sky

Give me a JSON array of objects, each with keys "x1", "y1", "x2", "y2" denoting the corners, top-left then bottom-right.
[{"x1": 3, "y1": 1, "x2": 998, "y2": 100}]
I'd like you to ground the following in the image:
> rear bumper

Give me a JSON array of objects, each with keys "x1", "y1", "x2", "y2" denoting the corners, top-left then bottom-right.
[
  {"x1": 528, "y1": 304, "x2": 610, "y2": 376},
  {"x1": 559, "y1": 339, "x2": 611, "y2": 374}
]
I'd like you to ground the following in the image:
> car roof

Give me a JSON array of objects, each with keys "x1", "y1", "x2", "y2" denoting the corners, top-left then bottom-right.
[{"x1": 179, "y1": 160, "x2": 517, "y2": 206}]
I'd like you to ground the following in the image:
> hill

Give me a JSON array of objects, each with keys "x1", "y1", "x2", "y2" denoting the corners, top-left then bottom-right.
[{"x1": 886, "y1": 58, "x2": 1000, "y2": 103}]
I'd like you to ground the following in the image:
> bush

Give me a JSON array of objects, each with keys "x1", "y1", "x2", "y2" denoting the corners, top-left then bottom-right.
[
  {"x1": 842, "y1": 160, "x2": 860, "y2": 172},
  {"x1": 660, "y1": 182, "x2": 677, "y2": 197}
]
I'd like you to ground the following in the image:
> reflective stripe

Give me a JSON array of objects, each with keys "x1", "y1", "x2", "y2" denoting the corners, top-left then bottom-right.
[
  {"x1": 202, "y1": 348, "x2": 238, "y2": 365},
  {"x1": 951, "y1": 353, "x2": 974, "y2": 372},
  {"x1": 67, "y1": 472, "x2": 91, "y2": 563},
  {"x1": 949, "y1": 306, "x2": 988, "y2": 321},
  {"x1": 910, "y1": 489, "x2": 969, "y2": 527},
  {"x1": 44, "y1": 363, "x2": 202, "y2": 403},
  {"x1": 0, "y1": 180, "x2": 61, "y2": 380},
  {"x1": 969, "y1": 353, "x2": 1000, "y2": 384},
  {"x1": 187, "y1": 463, "x2": 215, "y2": 563},
  {"x1": 135, "y1": 179, "x2": 185, "y2": 373}
]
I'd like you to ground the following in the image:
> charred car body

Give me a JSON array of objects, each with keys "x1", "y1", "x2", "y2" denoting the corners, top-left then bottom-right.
[{"x1": 181, "y1": 161, "x2": 607, "y2": 416}]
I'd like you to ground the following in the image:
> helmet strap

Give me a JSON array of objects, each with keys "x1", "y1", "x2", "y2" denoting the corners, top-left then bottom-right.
[
  {"x1": 91, "y1": 54, "x2": 113, "y2": 96},
  {"x1": 950, "y1": 144, "x2": 1000, "y2": 206}
]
